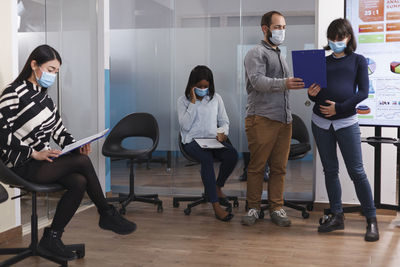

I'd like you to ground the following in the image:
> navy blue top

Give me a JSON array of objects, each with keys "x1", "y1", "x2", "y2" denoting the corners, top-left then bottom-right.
[{"x1": 308, "y1": 52, "x2": 369, "y2": 120}]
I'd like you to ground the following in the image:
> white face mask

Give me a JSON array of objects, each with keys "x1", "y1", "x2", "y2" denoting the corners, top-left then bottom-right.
[{"x1": 269, "y1": 29, "x2": 285, "y2": 46}]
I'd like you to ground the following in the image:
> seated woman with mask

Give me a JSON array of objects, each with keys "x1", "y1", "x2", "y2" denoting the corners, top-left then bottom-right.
[
  {"x1": 0, "y1": 45, "x2": 136, "y2": 261},
  {"x1": 177, "y1": 65, "x2": 238, "y2": 222}
]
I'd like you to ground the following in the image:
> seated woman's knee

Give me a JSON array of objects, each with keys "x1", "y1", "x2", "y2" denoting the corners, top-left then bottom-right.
[
  {"x1": 68, "y1": 174, "x2": 87, "y2": 192},
  {"x1": 70, "y1": 153, "x2": 92, "y2": 168},
  {"x1": 199, "y1": 156, "x2": 214, "y2": 166}
]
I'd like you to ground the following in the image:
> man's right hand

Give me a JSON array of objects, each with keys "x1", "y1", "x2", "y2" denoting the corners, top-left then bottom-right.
[
  {"x1": 286, "y1": 77, "x2": 305, "y2": 90},
  {"x1": 31, "y1": 149, "x2": 61, "y2": 162}
]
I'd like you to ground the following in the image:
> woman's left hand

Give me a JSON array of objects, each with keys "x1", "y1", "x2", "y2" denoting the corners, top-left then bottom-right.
[
  {"x1": 319, "y1": 100, "x2": 336, "y2": 117},
  {"x1": 80, "y1": 143, "x2": 92, "y2": 155},
  {"x1": 308, "y1": 83, "x2": 321, "y2": 96},
  {"x1": 216, "y1": 134, "x2": 227, "y2": 142}
]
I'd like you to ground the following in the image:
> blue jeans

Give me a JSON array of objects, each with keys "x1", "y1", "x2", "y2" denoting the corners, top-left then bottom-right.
[
  {"x1": 312, "y1": 122, "x2": 376, "y2": 218},
  {"x1": 184, "y1": 141, "x2": 238, "y2": 203}
]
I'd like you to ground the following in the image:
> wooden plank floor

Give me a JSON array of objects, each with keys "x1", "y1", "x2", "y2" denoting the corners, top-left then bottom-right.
[{"x1": 1, "y1": 198, "x2": 400, "y2": 267}]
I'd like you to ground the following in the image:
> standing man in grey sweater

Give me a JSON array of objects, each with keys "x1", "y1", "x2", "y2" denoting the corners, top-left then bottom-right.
[{"x1": 241, "y1": 11, "x2": 305, "y2": 227}]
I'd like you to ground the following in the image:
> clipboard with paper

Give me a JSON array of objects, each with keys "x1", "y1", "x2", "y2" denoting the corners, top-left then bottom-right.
[
  {"x1": 292, "y1": 49, "x2": 327, "y2": 88},
  {"x1": 61, "y1": 128, "x2": 109, "y2": 155}
]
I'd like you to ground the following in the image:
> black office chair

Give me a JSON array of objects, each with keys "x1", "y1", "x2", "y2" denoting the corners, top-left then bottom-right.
[
  {"x1": 103, "y1": 112, "x2": 163, "y2": 214},
  {"x1": 173, "y1": 134, "x2": 239, "y2": 215},
  {"x1": 255, "y1": 114, "x2": 313, "y2": 219},
  {"x1": 0, "y1": 160, "x2": 84, "y2": 267},
  {"x1": 284, "y1": 114, "x2": 313, "y2": 217},
  {"x1": 0, "y1": 183, "x2": 8, "y2": 204}
]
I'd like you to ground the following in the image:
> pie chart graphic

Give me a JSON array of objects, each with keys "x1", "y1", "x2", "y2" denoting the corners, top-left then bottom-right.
[
  {"x1": 390, "y1": 62, "x2": 400, "y2": 74},
  {"x1": 357, "y1": 105, "x2": 371, "y2": 114},
  {"x1": 366, "y1": 58, "x2": 376, "y2": 75}
]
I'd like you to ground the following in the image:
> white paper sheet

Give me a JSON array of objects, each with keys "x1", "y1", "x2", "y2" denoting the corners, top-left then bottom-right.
[{"x1": 194, "y1": 138, "x2": 225, "y2": 149}]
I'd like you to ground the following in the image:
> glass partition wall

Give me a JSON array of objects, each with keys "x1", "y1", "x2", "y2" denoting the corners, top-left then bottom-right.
[
  {"x1": 17, "y1": 0, "x2": 99, "y2": 225},
  {"x1": 109, "y1": 0, "x2": 316, "y2": 205}
]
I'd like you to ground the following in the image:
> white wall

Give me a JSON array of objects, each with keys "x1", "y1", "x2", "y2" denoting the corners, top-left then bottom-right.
[
  {"x1": 380, "y1": 127, "x2": 397, "y2": 204},
  {"x1": 97, "y1": 0, "x2": 108, "y2": 193},
  {"x1": 175, "y1": 0, "x2": 315, "y2": 17},
  {"x1": 314, "y1": 0, "x2": 397, "y2": 206},
  {"x1": 0, "y1": 0, "x2": 20, "y2": 233}
]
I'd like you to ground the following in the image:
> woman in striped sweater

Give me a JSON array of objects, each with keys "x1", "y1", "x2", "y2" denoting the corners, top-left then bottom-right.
[{"x1": 0, "y1": 45, "x2": 136, "y2": 260}]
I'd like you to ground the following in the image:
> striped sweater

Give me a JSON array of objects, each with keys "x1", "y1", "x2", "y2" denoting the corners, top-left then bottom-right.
[{"x1": 0, "y1": 80, "x2": 75, "y2": 168}]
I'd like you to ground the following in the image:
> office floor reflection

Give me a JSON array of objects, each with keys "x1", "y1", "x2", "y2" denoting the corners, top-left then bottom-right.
[
  {"x1": 20, "y1": 193, "x2": 92, "y2": 226},
  {"x1": 110, "y1": 157, "x2": 313, "y2": 198},
  {"x1": 19, "y1": 157, "x2": 313, "y2": 226}
]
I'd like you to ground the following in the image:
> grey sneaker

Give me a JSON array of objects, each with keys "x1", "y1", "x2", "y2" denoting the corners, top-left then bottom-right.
[
  {"x1": 241, "y1": 208, "x2": 260, "y2": 226},
  {"x1": 270, "y1": 209, "x2": 291, "y2": 227}
]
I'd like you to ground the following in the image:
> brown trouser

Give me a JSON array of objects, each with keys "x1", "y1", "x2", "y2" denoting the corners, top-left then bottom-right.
[{"x1": 245, "y1": 115, "x2": 292, "y2": 211}]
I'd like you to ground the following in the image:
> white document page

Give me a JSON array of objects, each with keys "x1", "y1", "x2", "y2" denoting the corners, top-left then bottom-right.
[
  {"x1": 61, "y1": 129, "x2": 109, "y2": 155},
  {"x1": 194, "y1": 138, "x2": 225, "y2": 149}
]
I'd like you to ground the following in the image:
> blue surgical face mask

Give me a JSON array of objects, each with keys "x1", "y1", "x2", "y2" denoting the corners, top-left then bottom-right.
[
  {"x1": 328, "y1": 39, "x2": 347, "y2": 54},
  {"x1": 269, "y1": 29, "x2": 285, "y2": 46},
  {"x1": 194, "y1": 87, "x2": 209, "y2": 97},
  {"x1": 35, "y1": 68, "x2": 56, "y2": 88}
]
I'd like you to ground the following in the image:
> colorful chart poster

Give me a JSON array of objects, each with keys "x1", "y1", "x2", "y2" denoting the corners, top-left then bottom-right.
[
  {"x1": 359, "y1": 0, "x2": 384, "y2": 22},
  {"x1": 346, "y1": 0, "x2": 400, "y2": 126}
]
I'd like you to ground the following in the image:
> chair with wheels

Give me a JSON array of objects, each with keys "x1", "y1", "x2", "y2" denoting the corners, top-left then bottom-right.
[
  {"x1": 254, "y1": 114, "x2": 313, "y2": 219},
  {"x1": 284, "y1": 113, "x2": 314, "y2": 217},
  {"x1": 173, "y1": 134, "x2": 239, "y2": 215},
  {"x1": 103, "y1": 112, "x2": 163, "y2": 214},
  {"x1": 0, "y1": 160, "x2": 85, "y2": 267},
  {"x1": 0, "y1": 183, "x2": 8, "y2": 204}
]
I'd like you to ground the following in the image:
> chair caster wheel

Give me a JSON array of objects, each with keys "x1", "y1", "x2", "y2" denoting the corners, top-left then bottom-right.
[
  {"x1": 233, "y1": 200, "x2": 239, "y2": 208},
  {"x1": 173, "y1": 200, "x2": 179, "y2": 208},
  {"x1": 259, "y1": 210, "x2": 265, "y2": 219},
  {"x1": 66, "y1": 244, "x2": 85, "y2": 259},
  {"x1": 302, "y1": 211, "x2": 310, "y2": 219},
  {"x1": 157, "y1": 204, "x2": 163, "y2": 213},
  {"x1": 75, "y1": 245, "x2": 85, "y2": 259},
  {"x1": 184, "y1": 208, "x2": 191, "y2": 215},
  {"x1": 306, "y1": 204, "x2": 314, "y2": 211}
]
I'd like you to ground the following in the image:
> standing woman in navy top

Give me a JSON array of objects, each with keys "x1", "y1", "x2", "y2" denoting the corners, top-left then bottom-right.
[
  {"x1": 177, "y1": 65, "x2": 238, "y2": 222},
  {"x1": 308, "y1": 18, "x2": 379, "y2": 241}
]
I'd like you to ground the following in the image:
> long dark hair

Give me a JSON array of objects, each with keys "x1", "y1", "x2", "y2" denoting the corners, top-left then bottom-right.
[
  {"x1": 13, "y1": 44, "x2": 62, "y2": 85},
  {"x1": 324, "y1": 18, "x2": 357, "y2": 54},
  {"x1": 184, "y1": 65, "x2": 215, "y2": 101}
]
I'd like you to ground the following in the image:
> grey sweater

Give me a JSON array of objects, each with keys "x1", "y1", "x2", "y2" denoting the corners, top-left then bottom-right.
[{"x1": 244, "y1": 40, "x2": 292, "y2": 123}]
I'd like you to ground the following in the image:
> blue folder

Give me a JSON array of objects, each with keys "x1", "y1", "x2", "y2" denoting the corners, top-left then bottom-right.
[{"x1": 292, "y1": 49, "x2": 327, "y2": 88}]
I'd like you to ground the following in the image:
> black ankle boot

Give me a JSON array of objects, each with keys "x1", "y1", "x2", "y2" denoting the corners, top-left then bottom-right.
[
  {"x1": 365, "y1": 217, "x2": 379, "y2": 242},
  {"x1": 38, "y1": 227, "x2": 76, "y2": 260},
  {"x1": 318, "y1": 213, "x2": 345, "y2": 233},
  {"x1": 98, "y1": 205, "x2": 137, "y2": 235}
]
